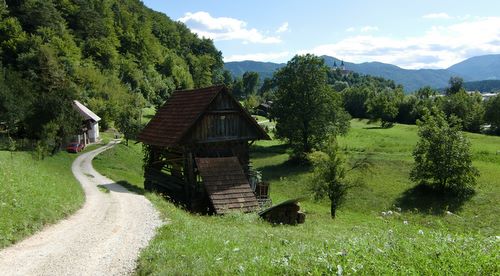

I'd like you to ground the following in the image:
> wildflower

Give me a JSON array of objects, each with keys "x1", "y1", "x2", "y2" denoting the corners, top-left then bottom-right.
[
  {"x1": 381, "y1": 211, "x2": 387, "y2": 216},
  {"x1": 388, "y1": 229, "x2": 393, "y2": 234},
  {"x1": 403, "y1": 220, "x2": 409, "y2": 225},
  {"x1": 396, "y1": 207, "x2": 402, "y2": 212},
  {"x1": 337, "y1": 264, "x2": 343, "y2": 276},
  {"x1": 418, "y1": 230, "x2": 424, "y2": 235},
  {"x1": 336, "y1": 250, "x2": 347, "y2": 256},
  {"x1": 387, "y1": 210, "x2": 393, "y2": 215}
]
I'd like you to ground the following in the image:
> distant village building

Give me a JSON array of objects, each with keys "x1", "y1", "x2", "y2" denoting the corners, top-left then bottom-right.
[
  {"x1": 72, "y1": 100, "x2": 101, "y2": 145},
  {"x1": 137, "y1": 85, "x2": 271, "y2": 214},
  {"x1": 333, "y1": 59, "x2": 352, "y2": 76},
  {"x1": 256, "y1": 101, "x2": 272, "y2": 116},
  {"x1": 466, "y1": 91, "x2": 498, "y2": 101}
]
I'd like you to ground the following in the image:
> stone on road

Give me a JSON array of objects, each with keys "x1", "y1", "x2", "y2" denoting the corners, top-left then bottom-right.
[{"x1": 0, "y1": 141, "x2": 163, "y2": 275}]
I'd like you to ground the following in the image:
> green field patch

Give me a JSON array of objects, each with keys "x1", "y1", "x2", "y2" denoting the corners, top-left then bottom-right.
[{"x1": 93, "y1": 120, "x2": 500, "y2": 274}]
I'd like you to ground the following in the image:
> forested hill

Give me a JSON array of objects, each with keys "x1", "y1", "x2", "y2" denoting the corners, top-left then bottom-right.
[
  {"x1": 225, "y1": 54, "x2": 500, "y2": 92},
  {"x1": 0, "y1": 0, "x2": 222, "y2": 148}
]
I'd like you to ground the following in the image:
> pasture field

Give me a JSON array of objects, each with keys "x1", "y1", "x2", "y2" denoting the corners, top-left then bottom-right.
[{"x1": 94, "y1": 120, "x2": 500, "y2": 274}]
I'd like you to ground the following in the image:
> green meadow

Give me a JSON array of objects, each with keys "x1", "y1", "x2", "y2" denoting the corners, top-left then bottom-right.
[
  {"x1": 93, "y1": 120, "x2": 500, "y2": 275},
  {"x1": 0, "y1": 150, "x2": 83, "y2": 248}
]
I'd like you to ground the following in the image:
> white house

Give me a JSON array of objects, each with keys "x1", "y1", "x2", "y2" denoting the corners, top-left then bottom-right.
[{"x1": 72, "y1": 100, "x2": 101, "y2": 145}]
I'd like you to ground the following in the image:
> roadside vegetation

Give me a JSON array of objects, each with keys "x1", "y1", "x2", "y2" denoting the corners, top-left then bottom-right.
[
  {"x1": 93, "y1": 120, "x2": 499, "y2": 274},
  {"x1": 0, "y1": 150, "x2": 83, "y2": 248},
  {"x1": 0, "y1": 131, "x2": 115, "y2": 249}
]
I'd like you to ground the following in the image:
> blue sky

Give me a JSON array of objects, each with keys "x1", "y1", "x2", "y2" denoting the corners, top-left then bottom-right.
[{"x1": 143, "y1": 0, "x2": 500, "y2": 69}]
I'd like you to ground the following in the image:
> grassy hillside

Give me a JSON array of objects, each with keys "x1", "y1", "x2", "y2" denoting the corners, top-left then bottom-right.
[
  {"x1": 0, "y1": 151, "x2": 84, "y2": 248},
  {"x1": 93, "y1": 120, "x2": 499, "y2": 274}
]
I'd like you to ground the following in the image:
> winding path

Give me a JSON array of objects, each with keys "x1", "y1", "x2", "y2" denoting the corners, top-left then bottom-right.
[{"x1": 0, "y1": 141, "x2": 163, "y2": 275}]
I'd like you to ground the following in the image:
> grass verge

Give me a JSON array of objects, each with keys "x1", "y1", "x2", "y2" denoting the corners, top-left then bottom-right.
[{"x1": 0, "y1": 150, "x2": 84, "y2": 248}]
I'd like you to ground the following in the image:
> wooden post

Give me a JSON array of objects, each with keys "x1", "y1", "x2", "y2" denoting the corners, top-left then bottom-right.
[{"x1": 183, "y1": 148, "x2": 194, "y2": 207}]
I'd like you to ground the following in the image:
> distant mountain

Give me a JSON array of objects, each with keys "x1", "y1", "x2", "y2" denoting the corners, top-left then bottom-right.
[
  {"x1": 448, "y1": 54, "x2": 500, "y2": 81},
  {"x1": 223, "y1": 60, "x2": 285, "y2": 80},
  {"x1": 224, "y1": 54, "x2": 500, "y2": 92}
]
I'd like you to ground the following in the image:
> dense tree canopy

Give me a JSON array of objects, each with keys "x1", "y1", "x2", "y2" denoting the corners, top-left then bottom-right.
[
  {"x1": 365, "y1": 87, "x2": 404, "y2": 128},
  {"x1": 485, "y1": 94, "x2": 500, "y2": 134},
  {"x1": 0, "y1": 0, "x2": 222, "y2": 150},
  {"x1": 271, "y1": 54, "x2": 350, "y2": 160}
]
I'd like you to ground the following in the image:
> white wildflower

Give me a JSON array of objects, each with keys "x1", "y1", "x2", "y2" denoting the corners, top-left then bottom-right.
[
  {"x1": 337, "y1": 264, "x2": 343, "y2": 276},
  {"x1": 396, "y1": 207, "x2": 402, "y2": 212},
  {"x1": 403, "y1": 220, "x2": 409, "y2": 225},
  {"x1": 336, "y1": 250, "x2": 346, "y2": 256},
  {"x1": 418, "y1": 230, "x2": 424, "y2": 235},
  {"x1": 381, "y1": 211, "x2": 387, "y2": 216},
  {"x1": 387, "y1": 210, "x2": 393, "y2": 215},
  {"x1": 388, "y1": 229, "x2": 393, "y2": 234}
]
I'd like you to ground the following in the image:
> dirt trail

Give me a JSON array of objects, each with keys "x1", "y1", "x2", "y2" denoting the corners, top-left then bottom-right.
[{"x1": 0, "y1": 141, "x2": 163, "y2": 275}]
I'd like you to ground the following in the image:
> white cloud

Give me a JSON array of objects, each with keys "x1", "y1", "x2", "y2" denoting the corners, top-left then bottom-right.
[
  {"x1": 422, "y1": 12, "x2": 452, "y2": 19},
  {"x1": 224, "y1": 51, "x2": 290, "y2": 62},
  {"x1": 276, "y1": 22, "x2": 289, "y2": 33},
  {"x1": 345, "y1": 27, "x2": 356, "y2": 32},
  {"x1": 360, "y1": 26, "x2": 379, "y2": 32},
  {"x1": 301, "y1": 17, "x2": 500, "y2": 69},
  {"x1": 178, "y1": 11, "x2": 281, "y2": 44}
]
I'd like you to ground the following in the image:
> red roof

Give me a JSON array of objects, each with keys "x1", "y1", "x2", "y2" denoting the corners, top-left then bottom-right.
[{"x1": 137, "y1": 85, "x2": 269, "y2": 147}]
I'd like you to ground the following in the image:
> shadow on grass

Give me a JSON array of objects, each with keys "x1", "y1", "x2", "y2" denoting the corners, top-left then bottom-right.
[
  {"x1": 251, "y1": 143, "x2": 288, "y2": 154},
  {"x1": 259, "y1": 159, "x2": 311, "y2": 181},
  {"x1": 394, "y1": 183, "x2": 475, "y2": 215},
  {"x1": 115, "y1": 180, "x2": 145, "y2": 195}
]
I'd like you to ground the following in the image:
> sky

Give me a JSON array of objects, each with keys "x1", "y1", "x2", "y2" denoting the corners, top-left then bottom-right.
[{"x1": 143, "y1": 0, "x2": 500, "y2": 69}]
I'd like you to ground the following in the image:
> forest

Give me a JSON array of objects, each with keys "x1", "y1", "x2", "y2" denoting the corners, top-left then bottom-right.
[{"x1": 0, "y1": 0, "x2": 223, "y2": 154}]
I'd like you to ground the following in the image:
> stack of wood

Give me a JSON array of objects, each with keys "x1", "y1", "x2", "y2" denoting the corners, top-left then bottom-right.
[{"x1": 259, "y1": 198, "x2": 305, "y2": 225}]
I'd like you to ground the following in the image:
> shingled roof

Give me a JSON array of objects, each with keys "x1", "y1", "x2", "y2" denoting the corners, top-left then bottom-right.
[
  {"x1": 195, "y1": 157, "x2": 259, "y2": 214},
  {"x1": 137, "y1": 85, "x2": 269, "y2": 147}
]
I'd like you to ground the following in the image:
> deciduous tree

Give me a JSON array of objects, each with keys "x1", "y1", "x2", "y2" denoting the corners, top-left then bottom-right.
[
  {"x1": 410, "y1": 108, "x2": 479, "y2": 195},
  {"x1": 271, "y1": 54, "x2": 350, "y2": 160}
]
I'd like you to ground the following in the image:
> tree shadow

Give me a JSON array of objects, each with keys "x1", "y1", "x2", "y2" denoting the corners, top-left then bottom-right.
[
  {"x1": 362, "y1": 126, "x2": 385, "y2": 130},
  {"x1": 115, "y1": 180, "x2": 145, "y2": 195},
  {"x1": 251, "y1": 143, "x2": 288, "y2": 154},
  {"x1": 394, "y1": 183, "x2": 475, "y2": 215},
  {"x1": 259, "y1": 159, "x2": 311, "y2": 181}
]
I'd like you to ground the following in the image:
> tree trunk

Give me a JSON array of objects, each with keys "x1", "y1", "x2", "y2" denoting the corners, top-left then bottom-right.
[{"x1": 330, "y1": 201, "x2": 337, "y2": 219}]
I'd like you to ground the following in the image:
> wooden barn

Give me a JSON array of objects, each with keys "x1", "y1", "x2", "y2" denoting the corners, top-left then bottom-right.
[{"x1": 137, "y1": 85, "x2": 271, "y2": 214}]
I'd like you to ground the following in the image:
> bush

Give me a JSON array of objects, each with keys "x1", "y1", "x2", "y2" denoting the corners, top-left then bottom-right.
[{"x1": 410, "y1": 108, "x2": 479, "y2": 195}]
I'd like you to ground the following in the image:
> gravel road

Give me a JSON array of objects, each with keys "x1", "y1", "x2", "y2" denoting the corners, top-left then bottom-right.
[{"x1": 0, "y1": 141, "x2": 163, "y2": 275}]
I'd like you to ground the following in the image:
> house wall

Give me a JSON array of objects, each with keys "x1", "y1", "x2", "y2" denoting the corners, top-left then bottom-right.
[
  {"x1": 88, "y1": 122, "x2": 99, "y2": 143},
  {"x1": 186, "y1": 93, "x2": 260, "y2": 143}
]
